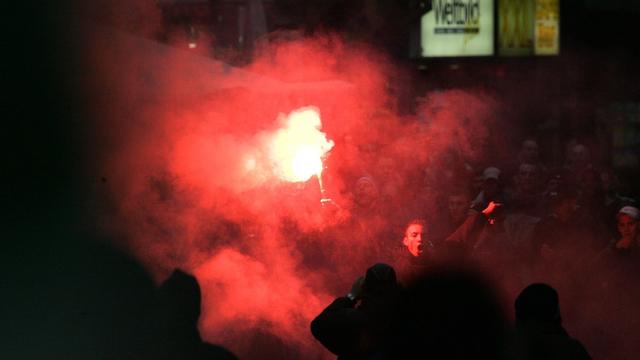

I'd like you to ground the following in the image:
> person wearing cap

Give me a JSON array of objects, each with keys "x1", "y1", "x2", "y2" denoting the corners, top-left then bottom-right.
[
  {"x1": 612, "y1": 205, "x2": 640, "y2": 252},
  {"x1": 470, "y1": 166, "x2": 507, "y2": 212},
  {"x1": 589, "y1": 205, "x2": 640, "y2": 357},
  {"x1": 310, "y1": 263, "x2": 401, "y2": 359},
  {"x1": 591, "y1": 205, "x2": 640, "y2": 275},
  {"x1": 600, "y1": 168, "x2": 637, "y2": 234}
]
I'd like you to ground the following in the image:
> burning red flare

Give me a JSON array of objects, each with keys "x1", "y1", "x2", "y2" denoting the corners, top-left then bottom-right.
[{"x1": 269, "y1": 107, "x2": 334, "y2": 183}]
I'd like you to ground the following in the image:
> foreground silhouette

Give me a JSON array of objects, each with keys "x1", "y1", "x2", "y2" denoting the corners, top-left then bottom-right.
[
  {"x1": 157, "y1": 269, "x2": 238, "y2": 360},
  {"x1": 512, "y1": 283, "x2": 591, "y2": 360}
]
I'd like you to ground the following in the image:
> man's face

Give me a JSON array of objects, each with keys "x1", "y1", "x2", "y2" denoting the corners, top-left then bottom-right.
[
  {"x1": 354, "y1": 178, "x2": 378, "y2": 207},
  {"x1": 517, "y1": 164, "x2": 538, "y2": 193},
  {"x1": 403, "y1": 224, "x2": 424, "y2": 257},
  {"x1": 617, "y1": 214, "x2": 638, "y2": 239},
  {"x1": 448, "y1": 194, "x2": 469, "y2": 223}
]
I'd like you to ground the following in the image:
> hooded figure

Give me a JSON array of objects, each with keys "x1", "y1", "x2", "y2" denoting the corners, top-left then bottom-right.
[
  {"x1": 310, "y1": 263, "x2": 400, "y2": 359},
  {"x1": 512, "y1": 283, "x2": 591, "y2": 360}
]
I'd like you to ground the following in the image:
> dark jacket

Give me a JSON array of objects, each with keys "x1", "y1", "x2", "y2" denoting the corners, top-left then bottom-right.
[
  {"x1": 513, "y1": 321, "x2": 591, "y2": 360},
  {"x1": 311, "y1": 293, "x2": 399, "y2": 360}
]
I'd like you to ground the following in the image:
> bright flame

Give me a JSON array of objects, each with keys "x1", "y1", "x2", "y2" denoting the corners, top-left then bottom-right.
[{"x1": 270, "y1": 107, "x2": 334, "y2": 182}]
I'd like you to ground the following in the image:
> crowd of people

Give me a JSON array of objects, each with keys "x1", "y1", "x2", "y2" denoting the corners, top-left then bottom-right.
[{"x1": 310, "y1": 138, "x2": 639, "y2": 359}]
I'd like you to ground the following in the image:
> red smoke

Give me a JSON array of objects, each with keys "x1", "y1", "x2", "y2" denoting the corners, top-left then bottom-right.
[{"x1": 79, "y1": 3, "x2": 500, "y2": 359}]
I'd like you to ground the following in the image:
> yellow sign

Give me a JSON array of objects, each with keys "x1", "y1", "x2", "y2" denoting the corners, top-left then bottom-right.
[
  {"x1": 497, "y1": 0, "x2": 559, "y2": 56},
  {"x1": 498, "y1": 0, "x2": 535, "y2": 55},
  {"x1": 535, "y1": 0, "x2": 559, "y2": 55}
]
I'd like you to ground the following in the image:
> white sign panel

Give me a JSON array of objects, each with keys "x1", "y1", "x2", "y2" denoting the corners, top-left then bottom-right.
[{"x1": 421, "y1": 0, "x2": 495, "y2": 57}]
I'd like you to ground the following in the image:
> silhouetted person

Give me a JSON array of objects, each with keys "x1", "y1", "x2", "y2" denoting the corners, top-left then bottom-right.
[
  {"x1": 395, "y1": 266, "x2": 509, "y2": 359},
  {"x1": 311, "y1": 263, "x2": 401, "y2": 359},
  {"x1": 157, "y1": 269, "x2": 237, "y2": 360},
  {"x1": 512, "y1": 283, "x2": 591, "y2": 360}
]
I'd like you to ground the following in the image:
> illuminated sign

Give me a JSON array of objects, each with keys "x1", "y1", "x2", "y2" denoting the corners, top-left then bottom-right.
[
  {"x1": 498, "y1": 0, "x2": 559, "y2": 56},
  {"x1": 498, "y1": 0, "x2": 535, "y2": 55},
  {"x1": 534, "y1": 0, "x2": 559, "y2": 55},
  {"x1": 421, "y1": 0, "x2": 495, "y2": 57}
]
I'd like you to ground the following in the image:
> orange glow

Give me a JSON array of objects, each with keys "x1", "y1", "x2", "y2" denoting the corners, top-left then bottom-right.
[{"x1": 269, "y1": 107, "x2": 334, "y2": 183}]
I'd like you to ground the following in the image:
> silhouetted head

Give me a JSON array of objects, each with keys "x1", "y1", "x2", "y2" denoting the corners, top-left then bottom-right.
[
  {"x1": 362, "y1": 263, "x2": 397, "y2": 296},
  {"x1": 158, "y1": 269, "x2": 201, "y2": 325},
  {"x1": 515, "y1": 283, "x2": 561, "y2": 325},
  {"x1": 398, "y1": 267, "x2": 507, "y2": 359}
]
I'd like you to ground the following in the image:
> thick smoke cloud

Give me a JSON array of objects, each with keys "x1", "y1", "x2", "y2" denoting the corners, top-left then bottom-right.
[{"x1": 78, "y1": 2, "x2": 502, "y2": 359}]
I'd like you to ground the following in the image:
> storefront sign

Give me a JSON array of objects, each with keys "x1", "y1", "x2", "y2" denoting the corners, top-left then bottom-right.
[{"x1": 421, "y1": 0, "x2": 495, "y2": 57}]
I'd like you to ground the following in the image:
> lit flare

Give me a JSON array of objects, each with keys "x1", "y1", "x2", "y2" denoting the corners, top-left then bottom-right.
[{"x1": 269, "y1": 107, "x2": 334, "y2": 183}]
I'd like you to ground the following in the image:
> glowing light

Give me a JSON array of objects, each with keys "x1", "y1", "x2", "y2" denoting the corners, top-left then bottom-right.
[
  {"x1": 292, "y1": 147, "x2": 322, "y2": 181},
  {"x1": 269, "y1": 107, "x2": 334, "y2": 182}
]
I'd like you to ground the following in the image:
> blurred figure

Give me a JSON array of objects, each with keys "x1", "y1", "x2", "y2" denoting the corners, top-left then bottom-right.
[
  {"x1": 512, "y1": 283, "x2": 591, "y2": 359},
  {"x1": 613, "y1": 206, "x2": 640, "y2": 252},
  {"x1": 590, "y1": 206, "x2": 640, "y2": 359},
  {"x1": 507, "y1": 163, "x2": 545, "y2": 217},
  {"x1": 600, "y1": 167, "x2": 637, "y2": 235},
  {"x1": 157, "y1": 269, "x2": 237, "y2": 360},
  {"x1": 346, "y1": 175, "x2": 392, "y2": 268},
  {"x1": 352, "y1": 176, "x2": 380, "y2": 212},
  {"x1": 310, "y1": 263, "x2": 401, "y2": 360},
  {"x1": 374, "y1": 156, "x2": 404, "y2": 202},
  {"x1": 506, "y1": 139, "x2": 548, "y2": 182},
  {"x1": 563, "y1": 143, "x2": 593, "y2": 188},
  {"x1": 430, "y1": 188, "x2": 474, "y2": 245},
  {"x1": 595, "y1": 206, "x2": 640, "y2": 273},
  {"x1": 531, "y1": 185, "x2": 581, "y2": 265},
  {"x1": 519, "y1": 139, "x2": 542, "y2": 165},
  {"x1": 471, "y1": 167, "x2": 507, "y2": 211},
  {"x1": 447, "y1": 190, "x2": 473, "y2": 227},
  {"x1": 396, "y1": 267, "x2": 509, "y2": 359}
]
